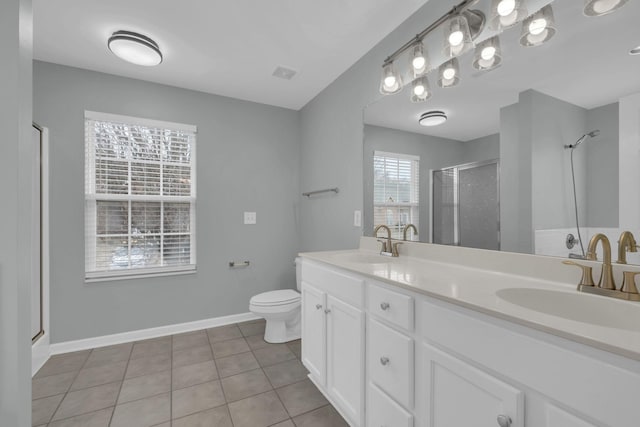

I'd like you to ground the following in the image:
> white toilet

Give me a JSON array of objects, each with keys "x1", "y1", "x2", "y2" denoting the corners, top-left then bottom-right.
[{"x1": 249, "y1": 258, "x2": 302, "y2": 343}]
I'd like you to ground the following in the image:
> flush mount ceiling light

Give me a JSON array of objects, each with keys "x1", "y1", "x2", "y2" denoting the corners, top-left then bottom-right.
[
  {"x1": 108, "y1": 30, "x2": 163, "y2": 66},
  {"x1": 489, "y1": 0, "x2": 528, "y2": 30},
  {"x1": 411, "y1": 76, "x2": 432, "y2": 103},
  {"x1": 443, "y1": 10, "x2": 485, "y2": 58},
  {"x1": 410, "y1": 42, "x2": 429, "y2": 77},
  {"x1": 520, "y1": 5, "x2": 556, "y2": 47},
  {"x1": 379, "y1": 62, "x2": 403, "y2": 94},
  {"x1": 419, "y1": 111, "x2": 447, "y2": 127},
  {"x1": 584, "y1": 0, "x2": 629, "y2": 17},
  {"x1": 438, "y1": 58, "x2": 460, "y2": 88},
  {"x1": 473, "y1": 36, "x2": 502, "y2": 71}
]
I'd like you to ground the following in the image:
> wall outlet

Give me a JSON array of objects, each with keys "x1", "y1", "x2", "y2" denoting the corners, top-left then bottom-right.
[
  {"x1": 354, "y1": 210, "x2": 362, "y2": 227},
  {"x1": 244, "y1": 212, "x2": 257, "y2": 225}
]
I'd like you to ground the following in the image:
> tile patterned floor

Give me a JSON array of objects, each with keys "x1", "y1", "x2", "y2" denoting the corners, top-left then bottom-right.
[{"x1": 32, "y1": 319, "x2": 349, "y2": 427}]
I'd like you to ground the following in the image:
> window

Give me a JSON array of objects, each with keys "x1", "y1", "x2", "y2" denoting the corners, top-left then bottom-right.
[
  {"x1": 373, "y1": 151, "x2": 419, "y2": 240},
  {"x1": 84, "y1": 111, "x2": 196, "y2": 281}
]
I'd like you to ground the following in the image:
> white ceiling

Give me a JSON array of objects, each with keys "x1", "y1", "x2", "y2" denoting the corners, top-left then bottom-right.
[
  {"x1": 365, "y1": 0, "x2": 640, "y2": 141},
  {"x1": 33, "y1": 0, "x2": 429, "y2": 110}
]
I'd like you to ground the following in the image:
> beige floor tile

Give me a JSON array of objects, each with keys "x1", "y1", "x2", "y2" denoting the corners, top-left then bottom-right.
[
  {"x1": 83, "y1": 343, "x2": 132, "y2": 368},
  {"x1": 238, "y1": 321, "x2": 265, "y2": 337},
  {"x1": 69, "y1": 360, "x2": 127, "y2": 391},
  {"x1": 216, "y1": 351, "x2": 259, "y2": 378},
  {"x1": 110, "y1": 393, "x2": 170, "y2": 427},
  {"x1": 130, "y1": 337, "x2": 172, "y2": 360},
  {"x1": 35, "y1": 351, "x2": 90, "y2": 378},
  {"x1": 272, "y1": 420, "x2": 295, "y2": 427},
  {"x1": 292, "y1": 405, "x2": 349, "y2": 427},
  {"x1": 206, "y1": 324, "x2": 243, "y2": 343},
  {"x1": 173, "y1": 330, "x2": 209, "y2": 352},
  {"x1": 172, "y1": 380, "x2": 226, "y2": 419},
  {"x1": 263, "y1": 359, "x2": 309, "y2": 388},
  {"x1": 172, "y1": 405, "x2": 233, "y2": 427},
  {"x1": 32, "y1": 371, "x2": 76, "y2": 400},
  {"x1": 32, "y1": 393, "x2": 64, "y2": 426},
  {"x1": 220, "y1": 368, "x2": 272, "y2": 402},
  {"x1": 253, "y1": 344, "x2": 296, "y2": 367},
  {"x1": 118, "y1": 370, "x2": 171, "y2": 404},
  {"x1": 47, "y1": 407, "x2": 113, "y2": 427},
  {"x1": 228, "y1": 390, "x2": 289, "y2": 427},
  {"x1": 172, "y1": 345, "x2": 213, "y2": 369},
  {"x1": 125, "y1": 353, "x2": 171, "y2": 379},
  {"x1": 287, "y1": 339, "x2": 302, "y2": 359},
  {"x1": 211, "y1": 337, "x2": 250, "y2": 359},
  {"x1": 276, "y1": 379, "x2": 328, "y2": 417},
  {"x1": 52, "y1": 382, "x2": 120, "y2": 421},
  {"x1": 172, "y1": 360, "x2": 218, "y2": 390},
  {"x1": 245, "y1": 334, "x2": 271, "y2": 350}
]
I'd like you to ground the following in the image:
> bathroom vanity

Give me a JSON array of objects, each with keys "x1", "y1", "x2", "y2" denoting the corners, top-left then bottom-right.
[{"x1": 299, "y1": 238, "x2": 640, "y2": 427}]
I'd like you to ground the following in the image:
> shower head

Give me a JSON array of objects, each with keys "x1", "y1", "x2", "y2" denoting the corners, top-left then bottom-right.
[{"x1": 564, "y1": 130, "x2": 600, "y2": 149}]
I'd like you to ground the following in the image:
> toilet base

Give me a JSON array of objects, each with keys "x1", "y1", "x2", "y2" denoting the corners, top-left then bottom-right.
[{"x1": 263, "y1": 310, "x2": 301, "y2": 344}]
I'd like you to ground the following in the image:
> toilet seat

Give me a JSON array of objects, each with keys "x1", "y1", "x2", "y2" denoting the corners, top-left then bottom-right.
[{"x1": 250, "y1": 289, "x2": 300, "y2": 307}]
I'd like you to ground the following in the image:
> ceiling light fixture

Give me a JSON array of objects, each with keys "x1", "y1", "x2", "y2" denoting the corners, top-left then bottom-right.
[
  {"x1": 438, "y1": 58, "x2": 460, "y2": 88},
  {"x1": 410, "y1": 42, "x2": 429, "y2": 76},
  {"x1": 419, "y1": 111, "x2": 447, "y2": 127},
  {"x1": 473, "y1": 36, "x2": 502, "y2": 71},
  {"x1": 489, "y1": 0, "x2": 528, "y2": 30},
  {"x1": 379, "y1": 62, "x2": 403, "y2": 94},
  {"x1": 584, "y1": 0, "x2": 629, "y2": 17},
  {"x1": 444, "y1": 10, "x2": 485, "y2": 58},
  {"x1": 411, "y1": 76, "x2": 432, "y2": 103},
  {"x1": 108, "y1": 30, "x2": 163, "y2": 66},
  {"x1": 520, "y1": 5, "x2": 556, "y2": 47}
]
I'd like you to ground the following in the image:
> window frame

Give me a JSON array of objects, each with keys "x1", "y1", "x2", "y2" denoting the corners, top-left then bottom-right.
[{"x1": 84, "y1": 111, "x2": 197, "y2": 282}]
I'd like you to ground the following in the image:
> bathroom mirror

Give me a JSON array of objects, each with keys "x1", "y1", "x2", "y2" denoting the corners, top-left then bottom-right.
[{"x1": 363, "y1": 0, "x2": 640, "y2": 263}]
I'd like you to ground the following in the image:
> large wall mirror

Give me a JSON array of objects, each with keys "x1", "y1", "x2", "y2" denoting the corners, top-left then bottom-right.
[{"x1": 363, "y1": 0, "x2": 640, "y2": 263}]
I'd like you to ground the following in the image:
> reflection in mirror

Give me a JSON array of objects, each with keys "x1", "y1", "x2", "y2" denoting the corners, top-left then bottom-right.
[{"x1": 363, "y1": 0, "x2": 640, "y2": 263}]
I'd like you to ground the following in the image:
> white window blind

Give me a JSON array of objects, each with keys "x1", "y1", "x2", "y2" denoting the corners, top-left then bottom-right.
[
  {"x1": 84, "y1": 111, "x2": 197, "y2": 281},
  {"x1": 373, "y1": 151, "x2": 419, "y2": 240}
]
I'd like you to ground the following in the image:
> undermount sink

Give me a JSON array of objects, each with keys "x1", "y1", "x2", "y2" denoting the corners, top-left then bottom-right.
[
  {"x1": 496, "y1": 288, "x2": 640, "y2": 331},
  {"x1": 334, "y1": 253, "x2": 396, "y2": 264}
]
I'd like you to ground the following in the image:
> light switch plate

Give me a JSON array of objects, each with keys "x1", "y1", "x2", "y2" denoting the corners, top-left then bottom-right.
[
  {"x1": 354, "y1": 210, "x2": 362, "y2": 227},
  {"x1": 244, "y1": 212, "x2": 257, "y2": 225}
]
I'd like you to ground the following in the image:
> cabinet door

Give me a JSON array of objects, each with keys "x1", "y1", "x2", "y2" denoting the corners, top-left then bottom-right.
[
  {"x1": 546, "y1": 405, "x2": 598, "y2": 427},
  {"x1": 421, "y1": 344, "x2": 524, "y2": 427},
  {"x1": 301, "y1": 282, "x2": 327, "y2": 385},
  {"x1": 327, "y1": 295, "x2": 365, "y2": 426}
]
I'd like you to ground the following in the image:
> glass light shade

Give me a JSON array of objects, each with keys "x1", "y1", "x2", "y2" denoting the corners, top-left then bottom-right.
[
  {"x1": 410, "y1": 42, "x2": 429, "y2": 77},
  {"x1": 108, "y1": 31, "x2": 163, "y2": 66},
  {"x1": 437, "y1": 58, "x2": 460, "y2": 88},
  {"x1": 584, "y1": 0, "x2": 629, "y2": 16},
  {"x1": 443, "y1": 15, "x2": 473, "y2": 58},
  {"x1": 472, "y1": 36, "x2": 502, "y2": 71},
  {"x1": 419, "y1": 111, "x2": 447, "y2": 127},
  {"x1": 520, "y1": 5, "x2": 556, "y2": 47},
  {"x1": 379, "y1": 62, "x2": 403, "y2": 94},
  {"x1": 410, "y1": 76, "x2": 432, "y2": 103},
  {"x1": 489, "y1": 0, "x2": 528, "y2": 30}
]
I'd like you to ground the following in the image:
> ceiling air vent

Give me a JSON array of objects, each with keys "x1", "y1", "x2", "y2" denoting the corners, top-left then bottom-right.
[{"x1": 272, "y1": 66, "x2": 297, "y2": 80}]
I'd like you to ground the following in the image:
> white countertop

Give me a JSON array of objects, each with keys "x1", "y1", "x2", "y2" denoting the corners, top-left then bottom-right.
[{"x1": 300, "y1": 247, "x2": 640, "y2": 361}]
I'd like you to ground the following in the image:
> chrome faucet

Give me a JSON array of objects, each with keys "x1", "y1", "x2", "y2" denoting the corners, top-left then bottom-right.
[
  {"x1": 586, "y1": 233, "x2": 616, "y2": 290},
  {"x1": 374, "y1": 224, "x2": 400, "y2": 257},
  {"x1": 616, "y1": 231, "x2": 638, "y2": 264},
  {"x1": 403, "y1": 224, "x2": 418, "y2": 241}
]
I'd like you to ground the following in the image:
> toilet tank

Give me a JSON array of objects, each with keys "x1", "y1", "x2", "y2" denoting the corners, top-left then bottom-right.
[{"x1": 295, "y1": 257, "x2": 302, "y2": 291}]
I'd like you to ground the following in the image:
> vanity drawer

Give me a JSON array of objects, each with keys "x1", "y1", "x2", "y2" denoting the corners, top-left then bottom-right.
[
  {"x1": 368, "y1": 281, "x2": 414, "y2": 331},
  {"x1": 301, "y1": 260, "x2": 364, "y2": 307},
  {"x1": 367, "y1": 383, "x2": 413, "y2": 427},
  {"x1": 368, "y1": 317, "x2": 414, "y2": 409}
]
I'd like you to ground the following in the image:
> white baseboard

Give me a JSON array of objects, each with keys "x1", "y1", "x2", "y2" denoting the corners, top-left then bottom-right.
[
  {"x1": 49, "y1": 312, "x2": 260, "y2": 356},
  {"x1": 32, "y1": 334, "x2": 51, "y2": 377}
]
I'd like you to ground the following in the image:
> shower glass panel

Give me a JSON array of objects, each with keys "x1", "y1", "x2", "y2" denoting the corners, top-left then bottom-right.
[{"x1": 432, "y1": 160, "x2": 499, "y2": 250}]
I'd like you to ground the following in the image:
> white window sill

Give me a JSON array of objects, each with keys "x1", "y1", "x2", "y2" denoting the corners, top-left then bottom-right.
[{"x1": 85, "y1": 266, "x2": 197, "y2": 283}]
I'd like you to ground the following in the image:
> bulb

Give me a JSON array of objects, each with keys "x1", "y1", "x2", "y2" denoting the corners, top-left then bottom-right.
[
  {"x1": 412, "y1": 56, "x2": 426, "y2": 71},
  {"x1": 497, "y1": 0, "x2": 516, "y2": 16},
  {"x1": 529, "y1": 18, "x2": 547, "y2": 36},
  {"x1": 593, "y1": 0, "x2": 621, "y2": 14},
  {"x1": 384, "y1": 75, "x2": 396, "y2": 88},
  {"x1": 413, "y1": 84, "x2": 426, "y2": 96},
  {"x1": 442, "y1": 67, "x2": 456, "y2": 80},
  {"x1": 481, "y1": 46, "x2": 497, "y2": 61},
  {"x1": 449, "y1": 30, "x2": 464, "y2": 47}
]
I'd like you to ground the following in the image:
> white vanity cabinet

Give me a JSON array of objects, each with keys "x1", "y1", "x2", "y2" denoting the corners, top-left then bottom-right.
[{"x1": 300, "y1": 261, "x2": 365, "y2": 426}]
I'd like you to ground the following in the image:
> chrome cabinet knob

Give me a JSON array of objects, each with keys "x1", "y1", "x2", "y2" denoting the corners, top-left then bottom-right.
[
  {"x1": 380, "y1": 356, "x2": 390, "y2": 366},
  {"x1": 315, "y1": 304, "x2": 322, "y2": 310},
  {"x1": 497, "y1": 415, "x2": 512, "y2": 427},
  {"x1": 380, "y1": 302, "x2": 390, "y2": 311},
  {"x1": 324, "y1": 309, "x2": 331, "y2": 314}
]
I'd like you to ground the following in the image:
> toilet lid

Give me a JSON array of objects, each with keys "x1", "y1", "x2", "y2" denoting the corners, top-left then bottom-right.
[{"x1": 251, "y1": 289, "x2": 300, "y2": 306}]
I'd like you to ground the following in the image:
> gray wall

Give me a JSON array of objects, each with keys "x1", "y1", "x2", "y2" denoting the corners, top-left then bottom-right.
[
  {"x1": 586, "y1": 102, "x2": 619, "y2": 227},
  {"x1": 0, "y1": 0, "x2": 33, "y2": 425},
  {"x1": 462, "y1": 133, "x2": 500, "y2": 164},
  {"x1": 34, "y1": 61, "x2": 301, "y2": 343}
]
